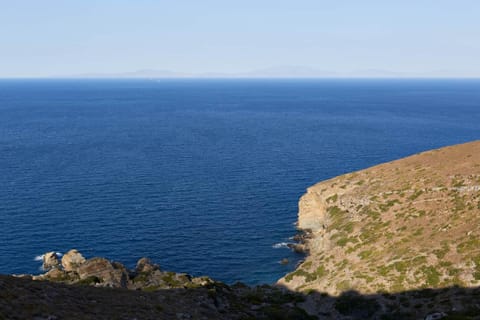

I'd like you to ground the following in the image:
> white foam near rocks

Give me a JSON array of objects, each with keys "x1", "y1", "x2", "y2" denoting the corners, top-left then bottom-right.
[
  {"x1": 272, "y1": 242, "x2": 292, "y2": 249},
  {"x1": 34, "y1": 255, "x2": 44, "y2": 261}
]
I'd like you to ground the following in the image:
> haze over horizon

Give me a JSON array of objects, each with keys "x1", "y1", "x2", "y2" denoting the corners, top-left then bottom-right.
[{"x1": 1, "y1": 0, "x2": 480, "y2": 78}]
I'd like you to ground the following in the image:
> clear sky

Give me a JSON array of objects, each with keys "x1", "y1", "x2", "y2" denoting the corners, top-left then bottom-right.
[{"x1": 1, "y1": 0, "x2": 479, "y2": 77}]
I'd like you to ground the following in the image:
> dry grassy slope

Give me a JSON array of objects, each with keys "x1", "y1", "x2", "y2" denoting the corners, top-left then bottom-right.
[{"x1": 278, "y1": 140, "x2": 480, "y2": 296}]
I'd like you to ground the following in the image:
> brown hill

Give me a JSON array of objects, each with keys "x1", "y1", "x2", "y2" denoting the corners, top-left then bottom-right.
[{"x1": 279, "y1": 140, "x2": 480, "y2": 297}]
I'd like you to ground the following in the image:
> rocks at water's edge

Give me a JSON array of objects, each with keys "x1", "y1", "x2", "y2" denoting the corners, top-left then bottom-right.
[
  {"x1": 42, "y1": 252, "x2": 60, "y2": 271},
  {"x1": 136, "y1": 257, "x2": 159, "y2": 273},
  {"x1": 33, "y1": 249, "x2": 214, "y2": 290},
  {"x1": 14, "y1": 249, "x2": 315, "y2": 319},
  {"x1": 77, "y1": 257, "x2": 129, "y2": 288},
  {"x1": 61, "y1": 249, "x2": 86, "y2": 272}
]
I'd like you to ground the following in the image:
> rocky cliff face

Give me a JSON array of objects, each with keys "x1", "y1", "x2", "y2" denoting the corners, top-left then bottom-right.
[{"x1": 279, "y1": 141, "x2": 480, "y2": 298}]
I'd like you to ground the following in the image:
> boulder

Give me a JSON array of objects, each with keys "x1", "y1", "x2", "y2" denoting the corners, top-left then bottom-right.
[
  {"x1": 42, "y1": 252, "x2": 60, "y2": 271},
  {"x1": 61, "y1": 249, "x2": 86, "y2": 272},
  {"x1": 135, "y1": 257, "x2": 159, "y2": 273},
  {"x1": 77, "y1": 257, "x2": 128, "y2": 288},
  {"x1": 287, "y1": 243, "x2": 307, "y2": 253}
]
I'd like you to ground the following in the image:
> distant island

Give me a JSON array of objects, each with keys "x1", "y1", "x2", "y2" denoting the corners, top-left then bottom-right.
[
  {"x1": 56, "y1": 66, "x2": 463, "y2": 79},
  {"x1": 2, "y1": 141, "x2": 480, "y2": 319}
]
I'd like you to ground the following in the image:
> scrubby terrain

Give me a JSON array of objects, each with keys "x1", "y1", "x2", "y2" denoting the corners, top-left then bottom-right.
[
  {"x1": 0, "y1": 274, "x2": 314, "y2": 320},
  {"x1": 278, "y1": 140, "x2": 480, "y2": 317}
]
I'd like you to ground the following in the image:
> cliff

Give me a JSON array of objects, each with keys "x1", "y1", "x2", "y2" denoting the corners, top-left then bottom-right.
[{"x1": 278, "y1": 140, "x2": 480, "y2": 296}]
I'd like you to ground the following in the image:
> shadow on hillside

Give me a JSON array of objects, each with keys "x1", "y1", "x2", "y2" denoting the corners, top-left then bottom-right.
[
  {"x1": 274, "y1": 284, "x2": 480, "y2": 319},
  {"x1": 1, "y1": 274, "x2": 480, "y2": 319}
]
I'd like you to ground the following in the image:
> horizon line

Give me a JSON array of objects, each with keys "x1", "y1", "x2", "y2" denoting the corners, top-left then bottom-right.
[{"x1": 2, "y1": 76, "x2": 480, "y2": 80}]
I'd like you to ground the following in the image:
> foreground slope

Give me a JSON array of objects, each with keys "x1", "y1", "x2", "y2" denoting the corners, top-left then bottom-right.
[
  {"x1": 0, "y1": 251, "x2": 313, "y2": 320},
  {"x1": 0, "y1": 274, "x2": 315, "y2": 320},
  {"x1": 279, "y1": 140, "x2": 480, "y2": 296}
]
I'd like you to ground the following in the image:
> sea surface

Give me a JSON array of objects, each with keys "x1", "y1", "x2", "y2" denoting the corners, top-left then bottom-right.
[{"x1": 1, "y1": 79, "x2": 479, "y2": 284}]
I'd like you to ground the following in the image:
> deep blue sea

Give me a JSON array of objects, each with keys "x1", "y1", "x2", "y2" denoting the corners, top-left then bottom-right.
[{"x1": 1, "y1": 79, "x2": 479, "y2": 284}]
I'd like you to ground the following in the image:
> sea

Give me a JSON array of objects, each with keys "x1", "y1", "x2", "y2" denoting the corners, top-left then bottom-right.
[{"x1": 1, "y1": 79, "x2": 479, "y2": 285}]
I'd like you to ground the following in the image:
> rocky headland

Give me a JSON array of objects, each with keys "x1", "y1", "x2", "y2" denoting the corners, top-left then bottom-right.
[
  {"x1": 278, "y1": 140, "x2": 480, "y2": 318},
  {"x1": 2, "y1": 141, "x2": 480, "y2": 319}
]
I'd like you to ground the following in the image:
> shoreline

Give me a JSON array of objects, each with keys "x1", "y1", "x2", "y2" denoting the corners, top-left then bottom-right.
[{"x1": 3, "y1": 140, "x2": 480, "y2": 319}]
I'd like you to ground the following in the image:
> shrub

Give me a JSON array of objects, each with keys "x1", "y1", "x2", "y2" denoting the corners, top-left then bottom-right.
[
  {"x1": 326, "y1": 194, "x2": 338, "y2": 203},
  {"x1": 422, "y1": 266, "x2": 440, "y2": 287},
  {"x1": 408, "y1": 190, "x2": 423, "y2": 201}
]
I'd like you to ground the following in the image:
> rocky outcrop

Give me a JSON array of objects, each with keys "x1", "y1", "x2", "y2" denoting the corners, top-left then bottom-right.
[
  {"x1": 278, "y1": 140, "x2": 480, "y2": 309},
  {"x1": 76, "y1": 257, "x2": 129, "y2": 288},
  {"x1": 33, "y1": 249, "x2": 216, "y2": 291},
  {"x1": 136, "y1": 257, "x2": 159, "y2": 273},
  {"x1": 61, "y1": 249, "x2": 86, "y2": 272},
  {"x1": 42, "y1": 252, "x2": 60, "y2": 271}
]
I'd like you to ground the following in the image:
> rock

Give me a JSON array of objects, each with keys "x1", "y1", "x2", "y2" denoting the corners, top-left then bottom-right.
[
  {"x1": 42, "y1": 252, "x2": 60, "y2": 271},
  {"x1": 287, "y1": 243, "x2": 307, "y2": 253},
  {"x1": 76, "y1": 257, "x2": 128, "y2": 288},
  {"x1": 292, "y1": 230, "x2": 313, "y2": 243},
  {"x1": 191, "y1": 276, "x2": 214, "y2": 287},
  {"x1": 61, "y1": 249, "x2": 86, "y2": 272},
  {"x1": 280, "y1": 258, "x2": 289, "y2": 265},
  {"x1": 135, "y1": 257, "x2": 159, "y2": 273},
  {"x1": 425, "y1": 312, "x2": 447, "y2": 320},
  {"x1": 43, "y1": 268, "x2": 68, "y2": 281}
]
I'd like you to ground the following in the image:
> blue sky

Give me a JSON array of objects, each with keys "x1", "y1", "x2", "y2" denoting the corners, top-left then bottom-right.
[{"x1": 1, "y1": 0, "x2": 479, "y2": 77}]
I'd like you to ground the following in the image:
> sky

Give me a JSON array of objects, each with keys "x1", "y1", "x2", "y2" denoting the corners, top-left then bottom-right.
[{"x1": 1, "y1": 0, "x2": 479, "y2": 77}]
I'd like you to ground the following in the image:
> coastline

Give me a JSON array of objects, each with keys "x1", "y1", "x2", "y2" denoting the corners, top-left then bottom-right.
[{"x1": 3, "y1": 140, "x2": 480, "y2": 319}]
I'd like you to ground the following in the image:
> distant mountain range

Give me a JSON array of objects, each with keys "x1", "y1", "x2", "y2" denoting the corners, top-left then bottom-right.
[{"x1": 60, "y1": 66, "x2": 464, "y2": 79}]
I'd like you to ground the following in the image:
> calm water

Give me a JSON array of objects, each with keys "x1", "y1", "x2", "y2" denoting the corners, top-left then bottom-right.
[{"x1": 1, "y1": 79, "x2": 479, "y2": 284}]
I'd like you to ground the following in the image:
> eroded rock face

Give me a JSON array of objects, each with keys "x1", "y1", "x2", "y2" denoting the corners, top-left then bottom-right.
[
  {"x1": 42, "y1": 252, "x2": 60, "y2": 271},
  {"x1": 77, "y1": 257, "x2": 129, "y2": 288},
  {"x1": 61, "y1": 249, "x2": 86, "y2": 272}
]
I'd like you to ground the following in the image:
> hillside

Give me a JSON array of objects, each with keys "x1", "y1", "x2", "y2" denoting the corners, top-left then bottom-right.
[{"x1": 279, "y1": 140, "x2": 480, "y2": 297}]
